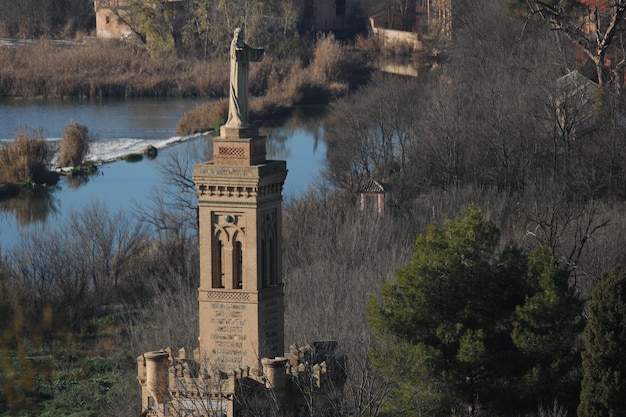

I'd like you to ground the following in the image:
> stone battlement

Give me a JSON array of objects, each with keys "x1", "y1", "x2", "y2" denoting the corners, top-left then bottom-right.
[{"x1": 138, "y1": 342, "x2": 345, "y2": 417}]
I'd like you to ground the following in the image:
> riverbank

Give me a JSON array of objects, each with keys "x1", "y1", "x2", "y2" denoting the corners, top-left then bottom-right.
[
  {"x1": 1, "y1": 36, "x2": 370, "y2": 137},
  {"x1": 0, "y1": 36, "x2": 370, "y2": 99},
  {"x1": 0, "y1": 40, "x2": 228, "y2": 98},
  {"x1": 0, "y1": 182, "x2": 19, "y2": 198},
  {"x1": 176, "y1": 34, "x2": 370, "y2": 135}
]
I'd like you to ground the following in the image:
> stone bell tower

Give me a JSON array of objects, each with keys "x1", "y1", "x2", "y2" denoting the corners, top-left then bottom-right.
[
  {"x1": 138, "y1": 30, "x2": 343, "y2": 417},
  {"x1": 192, "y1": 28, "x2": 286, "y2": 371},
  {"x1": 192, "y1": 126, "x2": 287, "y2": 370}
]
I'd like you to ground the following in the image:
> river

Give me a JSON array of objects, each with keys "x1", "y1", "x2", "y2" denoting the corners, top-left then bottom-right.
[{"x1": 0, "y1": 98, "x2": 327, "y2": 250}]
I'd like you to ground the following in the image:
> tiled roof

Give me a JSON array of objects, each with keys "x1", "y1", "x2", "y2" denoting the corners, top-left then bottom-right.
[{"x1": 357, "y1": 179, "x2": 390, "y2": 193}]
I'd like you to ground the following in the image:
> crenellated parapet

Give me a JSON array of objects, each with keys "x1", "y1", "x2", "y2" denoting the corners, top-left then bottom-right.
[
  {"x1": 286, "y1": 341, "x2": 347, "y2": 391},
  {"x1": 138, "y1": 341, "x2": 346, "y2": 417},
  {"x1": 139, "y1": 346, "x2": 257, "y2": 417}
]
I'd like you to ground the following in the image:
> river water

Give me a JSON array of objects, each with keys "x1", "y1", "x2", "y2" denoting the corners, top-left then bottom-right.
[{"x1": 0, "y1": 98, "x2": 327, "y2": 250}]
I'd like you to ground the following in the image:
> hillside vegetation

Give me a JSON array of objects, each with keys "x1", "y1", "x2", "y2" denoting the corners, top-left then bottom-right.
[{"x1": 2, "y1": 0, "x2": 626, "y2": 416}]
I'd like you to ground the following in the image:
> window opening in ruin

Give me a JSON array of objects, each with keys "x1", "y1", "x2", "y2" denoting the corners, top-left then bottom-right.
[
  {"x1": 336, "y1": 0, "x2": 346, "y2": 16},
  {"x1": 304, "y1": 0, "x2": 314, "y2": 19}
]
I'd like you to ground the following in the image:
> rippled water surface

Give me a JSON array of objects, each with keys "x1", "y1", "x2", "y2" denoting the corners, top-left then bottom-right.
[{"x1": 0, "y1": 98, "x2": 327, "y2": 249}]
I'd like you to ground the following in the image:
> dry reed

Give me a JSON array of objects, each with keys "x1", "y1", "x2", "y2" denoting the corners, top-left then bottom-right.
[
  {"x1": 58, "y1": 121, "x2": 90, "y2": 167},
  {"x1": 0, "y1": 127, "x2": 52, "y2": 184},
  {"x1": 0, "y1": 40, "x2": 229, "y2": 98}
]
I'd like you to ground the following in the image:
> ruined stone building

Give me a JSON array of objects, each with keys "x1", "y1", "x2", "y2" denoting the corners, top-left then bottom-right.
[
  {"x1": 367, "y1": 0, "x2": 452, "y2": 51},
  {"x1": 136, "y1": 30, "x2": 344, "y2": 415},
  {"x1": 296, "y1": 0, "x2": 363, "y2": 35},
  {"x1": 94, "y1": 0, "x2": 184, "y2": 40},
  {"x1": 95, "y1": 0, "x2": 364, "y2": 41},
  {"x1": 94, "y1": 0, "x2": 133, "y2": 39}
]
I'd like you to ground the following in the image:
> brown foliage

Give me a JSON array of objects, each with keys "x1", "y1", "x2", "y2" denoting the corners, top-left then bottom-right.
[
  {"x1": 177, "y1": 37, "x2": 360, "y2": 135},
  {"x1": 310, "y1": 33, "x2": 346, "y2": 84},
  {"x1": 0, "y1": 41, "x2": 229, "y2": 98},
  {"x1": 58, "y1": 120, "x2": 90, "y2": 167},
  {"x1": 354, "y1": 33, "x2": 381, "y2": 52},
  {"x1": 0, "y1": 127, "x2": 52, "y2": 184},
  {"x1": 176, "y1": 100, "x2": 228, "y2": 135}
]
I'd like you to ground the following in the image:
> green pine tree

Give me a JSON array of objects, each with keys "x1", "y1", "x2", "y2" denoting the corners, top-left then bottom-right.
[
  {"x1": 367, "y1": 206, "x2": 582, "y2": 416},
  {"x1": 578, "y1": 268, "x2": 626, "y2": 417},
  {"x1": 511, "y1": 246, "x2": 583, "y2": 411},
  {"x1": 367, "y1": 205, "x2": 527, "y2": 415}
]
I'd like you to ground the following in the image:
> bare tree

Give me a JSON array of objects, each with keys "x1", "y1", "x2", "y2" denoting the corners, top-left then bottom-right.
[
  {"x1": 512, "y1": 0, "x2": 626, "y2": 90},
  {"x1": 134, "y1": 137, "x2": 210, "y2": 242},
  {"x1": 324, "y1": 74, "x2": 422, "y2": 206},
  {"x1": 68, "y1": 201, "x2": 148, "y2": 291},
  {"x1": 522, "y1": 190, "x2": 612, "y2": 294}
]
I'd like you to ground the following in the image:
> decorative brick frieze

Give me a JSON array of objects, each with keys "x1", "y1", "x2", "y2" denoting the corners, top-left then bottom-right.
[
  {"x1": 217, "y1": 146, "x2": 246, "y2": 158},
  {"x1": 205, "y1": 290, "x2": 252, "y2": 302}
]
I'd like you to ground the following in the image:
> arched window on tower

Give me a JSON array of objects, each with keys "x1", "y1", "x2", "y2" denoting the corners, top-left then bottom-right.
[
  {"x1": 213, "y1": 238, "x2": 224, "y2": 288},
  {"x1": 233, "y1": 241, "x2": 243, "y2": 289}
]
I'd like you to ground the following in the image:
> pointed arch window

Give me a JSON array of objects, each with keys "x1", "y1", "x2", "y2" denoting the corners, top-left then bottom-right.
[
  {"x1": 233, "y1": 241, "x2": 243, "y2": 289},
  {"x1": 213, "y1": 237, "x2": 224, "y2": 288}
]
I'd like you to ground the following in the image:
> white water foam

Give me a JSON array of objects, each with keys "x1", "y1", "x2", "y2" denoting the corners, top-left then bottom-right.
[
  {"x1": 85, "y1": 132, "x2": 207, "y2": 163},
  {"x1": 1, "y1": 132, "x2": 209, "y2": 167}
]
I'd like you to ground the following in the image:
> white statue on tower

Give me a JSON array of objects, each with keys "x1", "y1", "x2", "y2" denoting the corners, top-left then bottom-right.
[{"x1": 225, "y1": 28, "x2": 264, "y2": 130}]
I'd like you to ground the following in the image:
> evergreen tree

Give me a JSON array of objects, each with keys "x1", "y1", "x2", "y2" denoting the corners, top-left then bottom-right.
[
  {"x1": 579, "y1": 268, "x2": 626, "y2": 417},
  {"x1": 367, "y1": 206, "x2": 525, "y2": 415},
  {"x1": 512, "y1": 247, "x2": 583, "y2": 411},
  {"x1": 367, "y1": 206, "x2": 582, "y2": 416}
]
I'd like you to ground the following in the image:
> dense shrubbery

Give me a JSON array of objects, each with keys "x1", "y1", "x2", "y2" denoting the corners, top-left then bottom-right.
[
  {"x1": 122, "y1": 153, "x2": 143, "y2": 162},
  {"x1": 58, "y1": 120, "x2": 90, "y2": 168},
  {"x1": 0, "y1": 127, "x2": 53, "y2": 185},
  {"x1": 0, "y1": 35, "x2": 369, "y2": 132}
]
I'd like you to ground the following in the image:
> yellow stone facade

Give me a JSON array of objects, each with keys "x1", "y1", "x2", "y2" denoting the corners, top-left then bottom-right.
[{"x1": 194, "y1": 127, "x2": 287, "y2": 371}]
